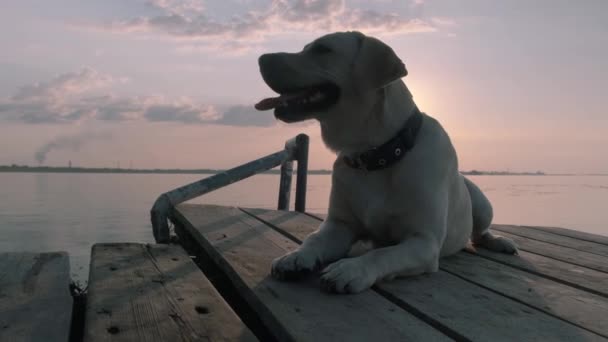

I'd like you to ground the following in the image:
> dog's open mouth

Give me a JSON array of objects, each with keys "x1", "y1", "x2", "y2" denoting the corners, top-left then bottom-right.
[{"x1": 255, "y1": 83, "x2": 340, "y2": 122}]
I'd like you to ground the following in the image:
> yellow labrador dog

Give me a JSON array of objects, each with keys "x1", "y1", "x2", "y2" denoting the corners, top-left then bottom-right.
[{"x1": 255, "y1": 31, "x2": 517, "y2": 294}]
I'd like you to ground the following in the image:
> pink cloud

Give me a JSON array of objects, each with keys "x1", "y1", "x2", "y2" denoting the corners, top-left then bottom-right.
[
  {"x1": 86, "y1": 0, "x2": 440, "y2": 46},
  {"x1": 0, "y1": 68, "x2": 274, "y2": 127}
]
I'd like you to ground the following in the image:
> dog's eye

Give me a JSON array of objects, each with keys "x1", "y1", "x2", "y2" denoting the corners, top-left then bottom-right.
[{"x1": 310, "y1": 44, "x2": 332, "y2": 54}]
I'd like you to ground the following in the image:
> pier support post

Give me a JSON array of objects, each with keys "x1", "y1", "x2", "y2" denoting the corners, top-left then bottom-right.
[
  {"x1": 295, "y1": 134, "x2": 309, "y2": 213},
  {"x1": 277, "y1": 160, "x2": 293, "y2": 210}
]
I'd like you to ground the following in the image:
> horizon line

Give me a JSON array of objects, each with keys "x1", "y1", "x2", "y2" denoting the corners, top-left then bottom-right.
[{"x1": 1, "y1": 164, "x2": 606, "y2": 176}]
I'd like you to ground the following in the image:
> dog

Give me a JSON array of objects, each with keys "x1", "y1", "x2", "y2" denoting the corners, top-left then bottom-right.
[{"x1": 255, "y1": 31, "x2": 518, "y2": 294}]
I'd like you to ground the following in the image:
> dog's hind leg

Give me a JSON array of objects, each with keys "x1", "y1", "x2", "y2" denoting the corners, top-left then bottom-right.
[{"x1": 464, "y1": 176, "x2": 518, "y2": 254}]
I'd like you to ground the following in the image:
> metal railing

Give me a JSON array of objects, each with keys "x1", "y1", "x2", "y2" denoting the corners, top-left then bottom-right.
[{"x1": 150, "y1": 134, "x2": 310, "y2": 243}]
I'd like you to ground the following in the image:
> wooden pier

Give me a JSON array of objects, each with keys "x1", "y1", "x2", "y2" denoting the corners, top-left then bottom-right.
[{"x1": 2, "y1": 204, "x2": 608, "y2": 341}]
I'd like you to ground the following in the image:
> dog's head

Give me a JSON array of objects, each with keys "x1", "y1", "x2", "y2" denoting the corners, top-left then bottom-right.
[{"x1": 255, "y1": 31, "x2": 407, "y2": 124}]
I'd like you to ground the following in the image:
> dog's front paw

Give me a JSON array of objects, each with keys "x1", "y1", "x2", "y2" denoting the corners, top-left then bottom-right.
[
  {"x1": 271, "y1": 249, "x2": 320, "y2": 281},
  {"x1": 320, "y1": 258, "x2": 376, "y2": 294}
]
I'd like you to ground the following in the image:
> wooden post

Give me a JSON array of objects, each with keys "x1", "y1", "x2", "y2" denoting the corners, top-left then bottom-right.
[
  {"x1": 295, "y1": 134, "x2": 309, "y2": 213},
  {"x1": 277, "y1": 160, "x2": 293, "y2": 210}
]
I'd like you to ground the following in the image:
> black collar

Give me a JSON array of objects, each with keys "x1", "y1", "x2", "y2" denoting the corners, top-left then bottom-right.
[{"x1": 343, "y1": 107, "x2": 423, "y2": 171}]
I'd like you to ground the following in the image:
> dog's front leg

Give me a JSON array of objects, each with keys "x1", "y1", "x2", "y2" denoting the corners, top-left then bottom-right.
[
  {"x1": 320, "y1": 235, "x2": 440, "y2": 294},
  {"x1": 271, "y1": 219, "x2": 357, "y2": 281}
]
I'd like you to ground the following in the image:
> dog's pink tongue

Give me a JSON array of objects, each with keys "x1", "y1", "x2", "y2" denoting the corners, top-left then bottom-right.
[
  {"x1": 255, "y1": 91, "x2": 309, "y2": 111},
  {"x1": 255, "y1": 97, "x2": 281, "y2": 111}
]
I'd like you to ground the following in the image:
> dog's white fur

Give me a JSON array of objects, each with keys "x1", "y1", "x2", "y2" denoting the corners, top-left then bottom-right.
[{"x1": 258, "y1": 31, "x2": 517, "y2": 294}]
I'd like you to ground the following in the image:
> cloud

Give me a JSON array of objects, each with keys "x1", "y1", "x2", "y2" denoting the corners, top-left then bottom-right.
[
  {"x1": 174, "y1": 41, "x2": 260, "y2": 56},
  {"x1": 430, "y1": 17, "x2": 457, "y2": 27},
  {"x1": 146, "y1": 0, "x2": 205, "y2": 15},
  {"x1": 86, "y1": 0, "x2": 440, "y2": 47},
  {"x1": 11, "y1": 68, "x2": 115, "y2": 101},
  {"x1": 0, "y1": 68, "x2": 274, "y2": 127},
  {"x1": 216, "y1": 105, "x2": 277, "y2": 127},
  {"x1": 144, "y1": 102, "x2": 219, "y2": 124},
  {"x1": 0, "y1": 68, "x2": 125, "y2": 124},
  {"x1": 35, "y1": 131, "x2": 112, "y2": 164}
]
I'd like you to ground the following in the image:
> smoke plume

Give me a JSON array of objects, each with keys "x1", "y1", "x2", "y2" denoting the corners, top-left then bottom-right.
[{"x1": 35, "y1": 132, "x2": 111, "y2": 165}]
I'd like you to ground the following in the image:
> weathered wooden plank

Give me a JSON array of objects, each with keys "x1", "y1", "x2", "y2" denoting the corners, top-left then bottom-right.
[
  {"x1": 473, "y1": 248, "x2": 608, "y2": 298},
  {"x1": 84, "y1": 243, "x2": 256, "y2": 342},
  {"x1": 304, "y1": 211, "x2": 608, "y2": 296},
  {"x1": 521, "y1": 225, "x2": 608, "y2": 246},
  {"x1": 174, "y1": 204, "x2": 451, "y2": 342},
  {"x1": 0, "y1": 252, "x2": 72, "y2": 342},
  {"x1": 380, "y1": 271, "x2": 604, "y2": 342},
  {"x1": 493, "y1": 225, "x2": 608, "y2": 257},
  {"x1": 441, "y1": 252, "x2": 608, "y2": 337},
  {"x1": 495, "y1": 231, "x2": 608, "y2": 273},
  {"x1": 244, "y1": 207, "x2": 606, "y2": 341}
]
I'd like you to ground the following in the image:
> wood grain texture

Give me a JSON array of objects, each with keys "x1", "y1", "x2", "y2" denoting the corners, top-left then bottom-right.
[
  {"x1": 518, "y1": 225, "x2": 608, "y2": 246},
  {"x1": 174, "y1": 204, "x2": 450, "y2": 342},
  {"x1": 379, "y1": 271, "x2": 605, "y2": 342},
  {"x1": 243, "y1": 207, "x2": 607, "y2": 341},
  {"x1": 494, "y1": 231, "x2": 608, "y2": 273},
  {"x1": 0, "y1": 252, "x2": 72, "y2": 342},
  {"x1": 493, "y1": 225, "x2": 608, "y2": 257},
  {"x1": 473, "y1": 248, "x2": 608, "y2": 297},
  {"x1": 84, "y1": 243, "x2": 256, "y2": 342},
  {"x1": 441, "y1": 252, "x2": 608, "y2": 337}
]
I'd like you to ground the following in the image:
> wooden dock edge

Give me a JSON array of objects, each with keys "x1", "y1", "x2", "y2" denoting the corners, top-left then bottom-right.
[
  {"x1": 1, "y1": 244, "x2": 259, "y2": 342},
  {"x1": 82, "y1": 243, "x2": 256, "y2": 341},
  {"x1": 173, "y1": 220, "x2": 279, "y2": 342},
  {"x1": 0, "y1": 252, "x2": 74, "y2": 342}
]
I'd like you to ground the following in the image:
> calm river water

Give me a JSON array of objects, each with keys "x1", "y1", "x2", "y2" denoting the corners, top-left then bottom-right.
[{"x1": 1, "y1": 172, "x2": 606, "y2": 283}]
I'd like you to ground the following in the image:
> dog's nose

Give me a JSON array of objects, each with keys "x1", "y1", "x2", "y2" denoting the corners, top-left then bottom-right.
[
  {"x1": 258, "y1": 53, "x2": 297, "y2": 92},
  {"x1": 258, "y1": 53, "x2": 281, "y2": 69},
  {"x1": 258, "y1": 53, "x2": 270, "y2": 66}
]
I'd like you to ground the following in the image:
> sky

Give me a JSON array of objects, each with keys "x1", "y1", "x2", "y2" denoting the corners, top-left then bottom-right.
[{"x1": 0, "y1": 0, "x2": 607, "y2": 174}]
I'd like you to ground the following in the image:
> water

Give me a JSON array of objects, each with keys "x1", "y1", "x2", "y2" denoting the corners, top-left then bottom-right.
[{"x1": 1, "y1": 172, "x2": 607, "y2": 283}]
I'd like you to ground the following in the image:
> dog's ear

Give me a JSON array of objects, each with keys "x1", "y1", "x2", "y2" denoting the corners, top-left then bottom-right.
[{"x1": 356, "y1": 35, "x2": 408, "y2": 89}]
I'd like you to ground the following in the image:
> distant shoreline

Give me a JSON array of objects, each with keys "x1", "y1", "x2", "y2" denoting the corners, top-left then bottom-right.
[
  {"x1": 0, "y1": 165, "x2": 331, "y2": 175},
  {"x1": 2, "y1": 165, "x2": 604, "y2": 176}
]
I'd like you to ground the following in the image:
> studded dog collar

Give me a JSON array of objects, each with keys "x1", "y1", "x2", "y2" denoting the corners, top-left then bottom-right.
[{"x1": 343, "y1": 107, "x2": 423, "y2": 171}]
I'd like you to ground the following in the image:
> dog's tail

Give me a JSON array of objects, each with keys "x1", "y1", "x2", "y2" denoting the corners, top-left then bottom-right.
[{"x1": 463, "y1": 176, "x2": 493, "y2": 238}]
